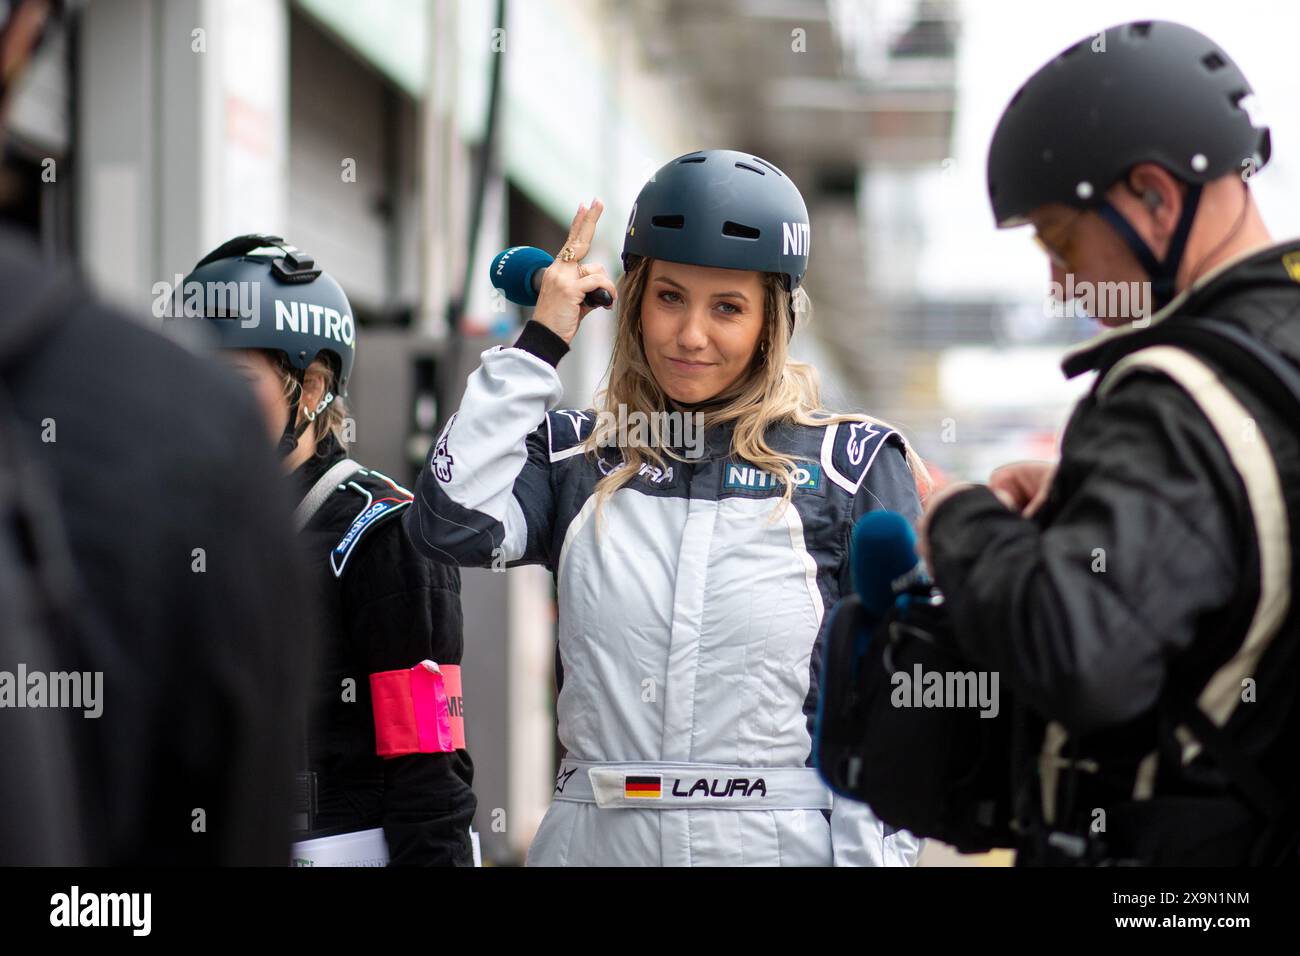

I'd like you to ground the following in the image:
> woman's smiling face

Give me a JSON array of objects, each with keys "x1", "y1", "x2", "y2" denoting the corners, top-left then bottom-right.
[{"x1": 639, "y1": 259, "x2": 766, "y2": 404}]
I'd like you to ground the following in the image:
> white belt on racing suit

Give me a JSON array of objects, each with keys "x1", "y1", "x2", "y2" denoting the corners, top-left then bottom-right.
[{"x1": 552, "y1": 759, "x2": 834, "y2": 810}]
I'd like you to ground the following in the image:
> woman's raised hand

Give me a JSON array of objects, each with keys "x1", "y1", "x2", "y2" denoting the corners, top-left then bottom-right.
[{"x1": 532, "y1": 199, "x2": 618, "y2": 345}]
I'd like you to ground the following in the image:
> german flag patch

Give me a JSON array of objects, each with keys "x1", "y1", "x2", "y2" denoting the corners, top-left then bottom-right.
[{"x1": 624, "y1": 775, "x2": 662, "y2": 799}]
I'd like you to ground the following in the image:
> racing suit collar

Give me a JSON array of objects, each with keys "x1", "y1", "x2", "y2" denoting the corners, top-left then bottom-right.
[
  {"x1": 291, "y1": 433, "x2": 346, "y2": 496},
  {"x1": 700, "y1": 419, "x2": 735, "y2": 460},
  {"x1": 1061, "y1": 238, "x2": 1300, "y2": 378}
]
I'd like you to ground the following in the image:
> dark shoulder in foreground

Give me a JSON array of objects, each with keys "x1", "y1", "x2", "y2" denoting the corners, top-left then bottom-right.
[{"x1": 3, "y1": 233, "x2": 305, "y2": 864}]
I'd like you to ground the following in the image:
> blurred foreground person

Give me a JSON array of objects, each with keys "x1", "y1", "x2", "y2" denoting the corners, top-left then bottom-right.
[
  {"x1": 0, "y1": 0, "x2": 305, "y2": 864},
  {"x1": 188, "y1": 236, "x2": 477, "y2": 866},
  {"x1": 408, "y1": 150, "x2": 926, "y2": 866},
  {"x1": 922, "y1": 21, "x2": 1300, "y2": 864}
]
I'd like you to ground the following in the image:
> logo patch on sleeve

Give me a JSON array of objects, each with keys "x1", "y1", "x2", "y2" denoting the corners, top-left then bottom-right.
[
  {"x1": 432, "y1": 414, "x2": 456, "y2": 483},
  {"x1": 823, "y1": 420, "x2": 899, "y2": 494},
  {"x1": 547, "y1": 409, "x2": 595, "y2": 462},
  {"x1": 331, "y1": 486, "x2": 412, "y2": 577}
]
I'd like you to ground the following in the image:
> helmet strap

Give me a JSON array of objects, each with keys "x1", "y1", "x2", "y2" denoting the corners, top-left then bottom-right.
[{"x1": 1096, "y1": 181, "x2": 1203, "y2": 311}]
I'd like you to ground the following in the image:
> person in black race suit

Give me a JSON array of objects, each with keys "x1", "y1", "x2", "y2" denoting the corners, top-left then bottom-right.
[
  {"x1": 922, "y1": 21, "x2": 1300, "y2": 865},
  {"x1": 186, "y1": 235, "x2": 477, "y2": 865}
]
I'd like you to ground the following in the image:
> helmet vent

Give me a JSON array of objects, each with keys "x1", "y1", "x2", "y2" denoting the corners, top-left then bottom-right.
[
  {"x1": 722, "y1": 221, "x2": 760, "y2": 240},
  {"x1": 1202, "y1": 52, "x2": 1226, "y2": 72},
  {"x1": 750, "y1": 156, "x2": 783, "y2": 176},
  {"x1": 676, "y1": 156, "x2": 706, "y2": 165},
  {"x1": 651, "y1": 214, "x2": 685, "y2": 229},
  {"x1": 1128, "y1": 22, "x2": 1152, "y2": 39},
  {"x1": 735, "y1": 161, "x2": 766, "y2": 176}
]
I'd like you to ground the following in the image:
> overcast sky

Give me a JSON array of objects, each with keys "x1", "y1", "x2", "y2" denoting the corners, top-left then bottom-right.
[{"x1": 921, "y1": 0, "x2": 1300, "y2": 300}]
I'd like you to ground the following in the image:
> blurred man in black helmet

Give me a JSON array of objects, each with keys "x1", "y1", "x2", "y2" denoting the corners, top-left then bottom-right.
[
  {"x1": 920, "y1": 20, "x2": 1300, "y2": 865},
  {"x1": 0, "y1": 0, "x2": 306, "y2": 863}
]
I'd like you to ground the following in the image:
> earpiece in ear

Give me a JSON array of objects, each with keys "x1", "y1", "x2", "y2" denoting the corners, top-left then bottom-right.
[{"x1": 1143, "y1": 190, "x2": 1162, "y2": 210}]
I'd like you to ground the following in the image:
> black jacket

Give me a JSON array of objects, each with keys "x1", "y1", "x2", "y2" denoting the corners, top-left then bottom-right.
[
  {"x1": 928, "y1": 240, "x2": 1300, "y2": 865},
  {"x1": 294, "y1": 436, "x2": 476, "y2": 866},
  {"x1": 1, "y1": 226, "x2": 307, "y2": 864}
]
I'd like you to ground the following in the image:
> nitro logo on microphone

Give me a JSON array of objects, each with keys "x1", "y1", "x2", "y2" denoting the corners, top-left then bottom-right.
[
  {"x1": 782, "y1": 220, "x2": 810, "y2": 257},
  {"x1": 495, "y1": 246, "x2": 525, "y2": 276},
  {"x1": 275, "y1": 299, "x2": 355, "y2": 347}
]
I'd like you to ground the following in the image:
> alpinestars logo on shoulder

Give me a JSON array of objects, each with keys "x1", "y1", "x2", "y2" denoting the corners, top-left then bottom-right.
[{"x1": 433, "y1": 415, "x2": 456, "y2": 482}]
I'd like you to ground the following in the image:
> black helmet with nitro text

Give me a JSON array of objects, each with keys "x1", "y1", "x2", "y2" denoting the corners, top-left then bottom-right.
[
  {"x1": 183, "y1": 234, "x2": 356, "y2": 396},
  {"x1": 183, "y1": 234, "x2": 355, "y2": 457},
  {"x1": 621, "y1": 149, "x2": 812, "y2": 296}
]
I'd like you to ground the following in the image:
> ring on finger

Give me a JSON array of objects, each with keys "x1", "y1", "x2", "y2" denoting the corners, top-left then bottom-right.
[{"x1": 558, "y1": 247, "x2": 577, "y2": 262}]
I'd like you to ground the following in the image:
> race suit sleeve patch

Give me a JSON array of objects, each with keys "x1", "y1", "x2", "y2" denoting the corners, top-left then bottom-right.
[
  {"x1": 546, "y1": 409, "x2": 597, "y2": 462},
  {"x1": 821, "y1": 419, "x2": 901, "y2": 494},
  {"x1": 331, "y1": 487, "x2": 413, "y2": 578},
  {"x1": 369, "y1": 663, "x2": 463, "y2": 757}
]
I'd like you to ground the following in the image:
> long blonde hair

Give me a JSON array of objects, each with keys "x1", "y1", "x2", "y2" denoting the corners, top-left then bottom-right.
[{"x1": 581, "y1": 256, "x2": 930, "y2": 517}]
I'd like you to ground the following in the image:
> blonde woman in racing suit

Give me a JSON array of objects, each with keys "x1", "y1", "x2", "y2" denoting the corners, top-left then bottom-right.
[{"x1": 406, "y1": 150, "x2": 926, "y2": 866}]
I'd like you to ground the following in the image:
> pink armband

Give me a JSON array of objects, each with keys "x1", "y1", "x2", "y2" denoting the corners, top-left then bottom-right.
[{"x1": 370, "y1": 663, "x2": 466, "y2": 757}]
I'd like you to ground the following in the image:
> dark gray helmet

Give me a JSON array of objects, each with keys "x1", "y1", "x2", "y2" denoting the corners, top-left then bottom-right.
[
  {"x1": 183, "y1": 234, "x2": 356, "y2": 397},
  {"x1": 621, "y1": 149, "x2": 811, "y2": 295},
  {"x1": 183, "y1": 234, "x2": 355, "y2": 457},
  {"x1": 987, "y1": 20, "x2": 1271, "y2": 227}
]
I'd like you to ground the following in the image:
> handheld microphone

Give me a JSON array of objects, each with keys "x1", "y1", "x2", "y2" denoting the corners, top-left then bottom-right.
[
  {"x1": 850, "y1": 510, "x2": 930, "y2": 621},
  {"x1": 489, "y1": 246, "x2": 614, "y2": 309},
  {"x1": 815, "y1": 510, "x2": 929, "y2": 791},
  {"x1": 815, "y1": 510, "x2": 934, "y2": 787}
]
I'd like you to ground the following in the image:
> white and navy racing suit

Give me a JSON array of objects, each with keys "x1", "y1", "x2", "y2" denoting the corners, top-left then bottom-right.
[{"x1": 405, "y1": 320, "x2": 923, "y2": 866}]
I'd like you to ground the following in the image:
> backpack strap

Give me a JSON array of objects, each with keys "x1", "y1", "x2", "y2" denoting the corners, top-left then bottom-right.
[{"x1": 293, "y1": 458, "x2": 362, "y2": 531}]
